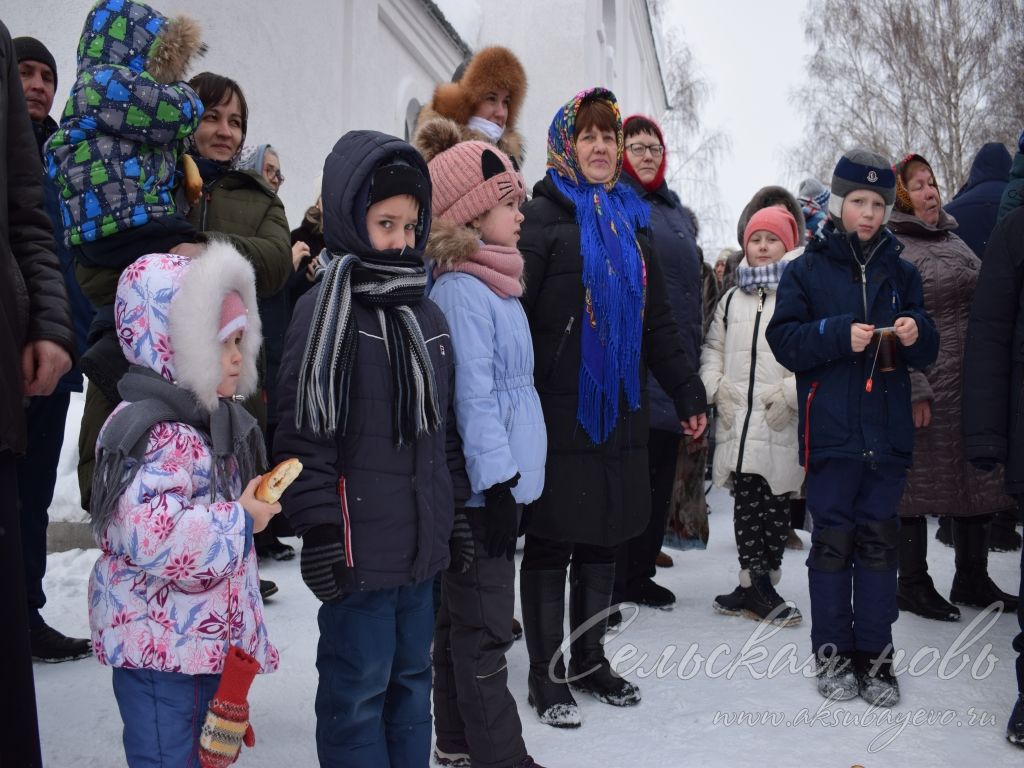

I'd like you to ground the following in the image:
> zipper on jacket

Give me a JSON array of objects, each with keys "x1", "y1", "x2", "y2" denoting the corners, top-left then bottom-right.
[
  {"x1": 546, "y1": 315, "x2": 575, "y2": 381},
  {"x1": 804, "y1": 381, "x2": 819, "y2": 469},
  {"x1": 337, "y1": 477, "x2": 354, "y2": 567},
  {"x1": 735, "y1": 287, "x2": 765, "y2": 475},
  {"x1": 200, "y1": 190, "x2": 211, "y2": 232}
]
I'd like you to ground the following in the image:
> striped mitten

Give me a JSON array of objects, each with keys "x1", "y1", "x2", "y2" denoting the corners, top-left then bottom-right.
[{"x1": 198, "y1": 646, "x2": 260, "y2": 768}]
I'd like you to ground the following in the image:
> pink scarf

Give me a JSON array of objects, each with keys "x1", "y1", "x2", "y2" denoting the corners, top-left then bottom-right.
[{"x1": 433, "y1": 243, "x2": 524, "y2": 298}]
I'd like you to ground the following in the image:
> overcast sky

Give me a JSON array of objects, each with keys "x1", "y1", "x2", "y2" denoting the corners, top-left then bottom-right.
[{"x1": 661, "y1": 0, "x2": 812, "y2": 250}]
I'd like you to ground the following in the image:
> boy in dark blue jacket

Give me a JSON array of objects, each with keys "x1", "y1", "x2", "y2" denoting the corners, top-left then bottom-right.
[{"x1": 766, "y1": 149, "x2": 938, "y2": 707}]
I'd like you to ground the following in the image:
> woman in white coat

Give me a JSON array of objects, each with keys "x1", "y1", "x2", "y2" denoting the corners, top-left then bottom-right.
[{"x1": 701, "y1": 206, "x2": 805, "y2": 626}]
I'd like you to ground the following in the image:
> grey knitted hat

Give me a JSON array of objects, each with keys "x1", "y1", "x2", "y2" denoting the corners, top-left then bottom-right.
[{"x1": 828, "y1": 148, "x2": 896, "y2": 223}]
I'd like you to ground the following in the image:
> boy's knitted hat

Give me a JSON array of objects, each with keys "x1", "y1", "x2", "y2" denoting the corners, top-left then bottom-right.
[
  {"x1": 828, "y1": 149, "x2": 896, "y2": 223},
  {"x1": 218, "y1": 291, "x2": 248, "y2": 341},
  {"x1": 743, "y1": 207, "x2": 799, "y2": 253},
  {"x1": 427, "y1": 136, "x2": 525, "y2": 226},
  {"x1": 893, "y1": 153, "x2": 934, "y2": 214}
]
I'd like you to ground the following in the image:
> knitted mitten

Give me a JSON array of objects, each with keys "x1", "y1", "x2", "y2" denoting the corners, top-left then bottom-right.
[{"x1": 198, "y1": 646, "x2": 260, "y2": 768}]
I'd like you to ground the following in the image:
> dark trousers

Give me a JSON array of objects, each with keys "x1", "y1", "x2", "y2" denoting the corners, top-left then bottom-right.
[
  {"x1": 521, "y1": 535, "x2": 616, "y2": 572},
  {"x1": 315, "y1": 579, "x2": 434, "y2": 768},
  {"x1": 0, "y1": 452, "x2": 42, "y2": 767},
  {"x1": 615, "y1": 429, "x2": 679, "y2": 596},
  {"x1": 16, "y1": 392, "x2": 71, "y2": 627},
  {"x1": 806, "y1": 458, "x2": 905, "y2": 654},
  {"x1": 732, "y1": 472, "x2": 790, "y2": 574},
  {"x1": 434, "y1": 513, "x2": 526, "y2": 768},
  {"x1": 112, "y1": 667, "x2": 219, "y2": 767},
  {"x1": 1015, "y1": 496, "x2": 1024, "y2": 694}
]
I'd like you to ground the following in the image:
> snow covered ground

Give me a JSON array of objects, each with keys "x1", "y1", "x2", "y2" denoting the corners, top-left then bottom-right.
[{"x1": 34, "y1": 478, "x2": 1022, "y2": 767}]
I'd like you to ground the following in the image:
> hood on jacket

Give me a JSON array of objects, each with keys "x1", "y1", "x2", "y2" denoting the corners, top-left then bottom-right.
[
  {"x1": 427, "y1": 46, "x2": 527, "y2": 134},
  {"x1": 321, "y1": 130, "x2": 433, "y2": 256},
  {"x1": 115, "y1": 242, "x2": 262, "y2": 412},
  {"x1": 77, "y1": 0, "x2": 205, "y2": 83},
  {"x1": 425, "y1": 219, "x2": 484, "y2": 269},
  {"x1": 888, "y1": 207, "x2": 959, "y2": 237},
  {"x1": 957, "y1": 142, "x2": 1011, "y2": 194},
  {"x1": 736, "y1": 186, "x2": 807, "y2": 247}
]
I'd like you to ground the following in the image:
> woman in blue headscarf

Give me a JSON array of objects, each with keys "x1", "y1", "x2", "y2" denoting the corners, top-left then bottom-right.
[{"x1": 517, "y1": 87, "x2": 707, "y2": 728}]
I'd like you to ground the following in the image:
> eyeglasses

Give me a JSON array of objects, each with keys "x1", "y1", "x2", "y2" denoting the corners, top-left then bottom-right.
[
  {"x1": 266, "y1": 168, "x2": 285, "y2": 183},
  {"x1": 626, "y1": 143, "x2": 664, "y2": 158}
]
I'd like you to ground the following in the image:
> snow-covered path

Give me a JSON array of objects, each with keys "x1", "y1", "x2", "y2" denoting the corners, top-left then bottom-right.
[{"x1": 35, "y1": 487, "x2": 1021, "y2": 767}]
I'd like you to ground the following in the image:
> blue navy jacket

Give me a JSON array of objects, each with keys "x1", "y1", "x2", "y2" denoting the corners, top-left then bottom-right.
[{"x1": 766, "y1": 222, "x2": 938, "y2": 468}]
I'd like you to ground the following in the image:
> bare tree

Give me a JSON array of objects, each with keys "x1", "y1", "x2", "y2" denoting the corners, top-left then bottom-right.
[
  {"x1": 650, "y1": 0, "x2": 730, "y2": 249},
  {"x1": 790, "y1": 0, "x2": 1022, "y2": 198}
]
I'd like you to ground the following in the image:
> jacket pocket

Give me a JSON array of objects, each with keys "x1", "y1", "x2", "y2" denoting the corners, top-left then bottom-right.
[
  {"x1": 337, "y1": 476, "x2": 354, "y2": 567},
  {"x1": 543, "y1": 315, "x2": 575, "y2": 383}
]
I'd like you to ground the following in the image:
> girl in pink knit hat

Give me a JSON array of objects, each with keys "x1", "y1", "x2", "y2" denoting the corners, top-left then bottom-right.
[{"x1": 420, "y1": 123, "x2": 548, "y2": 768}]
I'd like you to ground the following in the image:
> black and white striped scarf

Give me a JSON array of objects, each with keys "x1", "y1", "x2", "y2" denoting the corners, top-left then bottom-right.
[
  {"x1": 736, "y1": 259, "x2": 788, "y2": 295},
  {"x1": 296, "y1": 250, "x2": 442, "y2": 446}
]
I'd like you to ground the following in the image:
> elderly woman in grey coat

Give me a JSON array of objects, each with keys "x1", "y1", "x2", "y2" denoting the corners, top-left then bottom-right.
[{"x1": 889, "y1": 153, "x2": 1018, "y2": 621}]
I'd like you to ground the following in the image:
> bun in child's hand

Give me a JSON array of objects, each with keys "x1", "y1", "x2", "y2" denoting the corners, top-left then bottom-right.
[
  {"x1": 255, "y1": 458, "x2": 303, "y2": 503},
  {"x1": 182, "y1": 153, "x2": 203, "y2": 206}
]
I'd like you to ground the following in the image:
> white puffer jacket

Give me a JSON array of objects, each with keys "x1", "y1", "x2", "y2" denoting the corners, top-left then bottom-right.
[{"x1": 700, "y1": 255, "x2": 803, "y2": 496}]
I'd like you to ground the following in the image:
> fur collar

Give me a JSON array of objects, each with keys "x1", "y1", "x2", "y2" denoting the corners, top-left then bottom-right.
[{"x1": 426, "y1": 219, "x2": 481, "y2": 269}]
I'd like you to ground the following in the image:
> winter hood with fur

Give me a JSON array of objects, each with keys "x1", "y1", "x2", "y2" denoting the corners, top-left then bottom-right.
[
  {"x1": 116, "y1": 242, "x2": 261, "y2": 411},
  {"x1": 414, "y1": 45, "x2": 527, "y2": 166},
  {"x1": 44, "y1": 0, "x2": 205, "y2": 245}
]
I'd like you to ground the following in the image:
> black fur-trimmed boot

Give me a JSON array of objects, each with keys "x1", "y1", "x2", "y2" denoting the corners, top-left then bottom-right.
[
  {"x1": 521, "y1": 569, "x2": 581, "y2": 728},
  {"x1": 855, "y1": 649, "x2": 900, "y2": 707},
  {"x1": 815, "y1": 648, "x2": 858, "y2": 701},
  {"x1": 567, "y1": 562, "x2": 641, "y2": 707}
]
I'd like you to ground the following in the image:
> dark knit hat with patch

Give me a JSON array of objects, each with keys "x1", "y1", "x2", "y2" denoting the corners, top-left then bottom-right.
[
  {"x1": 13, "y1": 37, "x2": 57, "y2": 90},
  {"x1": 829, "y1": 148, "x2": 896, "y2": 223}
]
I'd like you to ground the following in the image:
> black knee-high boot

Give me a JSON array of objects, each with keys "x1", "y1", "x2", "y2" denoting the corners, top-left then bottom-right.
[
  {"x1": 567, "y1": 562, "x2": 641, "y2": 707},
  {"x1": 950, "y1": 516, "x2": 1020, "y2": 611},
  {"x1": 896, "y1": 516, "x2": 960, "y2": 621},
  {"x1": 520, "y1": 569, "x2": 581, "y2": 728}
]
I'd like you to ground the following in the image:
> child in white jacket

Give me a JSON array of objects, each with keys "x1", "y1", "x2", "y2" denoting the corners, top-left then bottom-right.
[{"x1": 701, "y1": 206, "x2": 805, "y2": 626}]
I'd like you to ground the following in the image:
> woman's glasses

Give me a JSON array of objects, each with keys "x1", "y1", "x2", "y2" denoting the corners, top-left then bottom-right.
[{"x1": 625, "y1": 143, "x2": 664, "y2": 158}]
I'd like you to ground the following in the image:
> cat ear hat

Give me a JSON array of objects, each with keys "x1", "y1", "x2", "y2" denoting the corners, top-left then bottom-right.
[{"x1": 418, "y1": 119, "x2": 525, "y2": 226}]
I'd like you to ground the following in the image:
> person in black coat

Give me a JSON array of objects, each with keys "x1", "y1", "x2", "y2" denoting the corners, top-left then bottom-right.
[
  {"x1": 0, "y1": 20, "x2": 74, "y2": 768},
  {"x1": 945, "y1": 142, "x2": 1012, "y2": 260},
  {"x1": 272, "y1": 130, "x2": 469, "y2": 765},
  {"x1": 962, "y1": 205, "x2": 1024, "y2": 748},
  {"x1": 518, "y1": 88, "x2": 706, "y2": 727},
  {"x1": 613, "y1": 113, "x2": 705, "y2": 611}
]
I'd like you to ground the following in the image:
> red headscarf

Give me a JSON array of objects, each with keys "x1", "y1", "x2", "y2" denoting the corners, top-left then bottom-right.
[{"x1": 622, "y1": 114, "x2": 667, "y2": 192}]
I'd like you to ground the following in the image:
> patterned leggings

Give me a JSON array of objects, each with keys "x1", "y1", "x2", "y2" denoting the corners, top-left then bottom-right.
[{"x1": 732, "y1": 472, "x2": 791, "y2": 573}]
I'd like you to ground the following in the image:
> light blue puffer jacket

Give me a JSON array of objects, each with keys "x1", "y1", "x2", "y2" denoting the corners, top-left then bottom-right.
[{"x1": 428, "y1": 233, "x2": 546, "y2": 507}]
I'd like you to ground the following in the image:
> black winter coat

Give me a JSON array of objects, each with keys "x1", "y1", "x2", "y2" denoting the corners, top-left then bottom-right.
[
  {"x1": 1, "y1": 26, "x2": 73, "y2": 454},
  {"x1": 621, "y1": 174, "x2": 704, "y2": 432},
  {"x1": 944, "y1": 142, "x2": 1011, "y2": 261},
  {"x1": 963, "y1": 206, "x2": 1024, "y2": 494},
  {"x1": 519, "y1": 175, "x2": 707, "y2": 546}
]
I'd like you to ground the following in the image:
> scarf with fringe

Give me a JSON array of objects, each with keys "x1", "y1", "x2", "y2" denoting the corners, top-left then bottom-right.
[
  {"x1": 736, "y1": 260, "x2": 788, "y2": 294},
  {"x1": 433, "y1": 242, "x2": 524, "y2": 298},
  {"x1": 296, "y1": 250, "x2": 441, "y2": 446},
  {"x1": 90, "y1": 366, "x2": 266, "y2": 536},
  {"x1": 546, "y1": 88, "x2": 650, "y2": 444}
]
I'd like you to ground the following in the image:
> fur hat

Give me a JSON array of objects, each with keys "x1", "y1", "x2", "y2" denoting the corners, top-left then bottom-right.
[
  {"x1": 743, "y1": 207, "x2": 799, "y2": 253},
  {"x1": 829, "y1": 148, "x2": 896, "y2": 223},
  {"x1": 423, "y1": 124, "x2": 525, "y2": 225},
  {"x1": 427, "y1": 46, "x2": 527, "y2": 132},
  {"x1": 13, "y1": 37, "x2": 58, "y2": 90},
  {"x1": 893, "y1": 153, "x2": 934, "y2": 214}
]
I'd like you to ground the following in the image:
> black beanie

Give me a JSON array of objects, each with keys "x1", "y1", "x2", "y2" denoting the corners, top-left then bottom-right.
[{"x1": 13, "y1": 37, "x2": 57, "y2": 91}]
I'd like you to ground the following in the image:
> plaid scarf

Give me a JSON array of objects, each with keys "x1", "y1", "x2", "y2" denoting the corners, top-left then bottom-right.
[
  {"x1": 546, "y1": 88, "x2": 650, "y2": 444},
  {"x1": 736, "y1": 259, "x2": 788, "y2": 294},
  {"x1": 296, "y1": 250, "x2": 441, "y2": 446}
]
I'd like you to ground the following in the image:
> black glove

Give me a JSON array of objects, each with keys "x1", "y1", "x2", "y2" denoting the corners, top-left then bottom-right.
[
  {"x1": 483, "y1": 473, "x2": 520, "y2": 560},
  {"x1": 300, "y1": 525, "x2": 352, "y2": 602},
  {"x1": 448, "y1": 509, "x2": 475, "y2": 574}
]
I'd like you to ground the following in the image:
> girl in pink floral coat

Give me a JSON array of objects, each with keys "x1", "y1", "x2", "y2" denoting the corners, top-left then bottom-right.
[{"x1": 88, "y1": 241, "x2": 279, "y2": 766}]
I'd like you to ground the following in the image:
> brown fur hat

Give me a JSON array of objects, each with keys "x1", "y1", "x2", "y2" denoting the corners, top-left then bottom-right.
[
  {"x1": 148, "y1": 15, "x2": 206, "y2": 84},
  {"x1": 427, "y1": 46, "x2": 527, "y2": 132}
]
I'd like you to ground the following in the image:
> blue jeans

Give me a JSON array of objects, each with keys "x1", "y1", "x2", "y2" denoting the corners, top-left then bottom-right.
[
  {"x1": 806, "y1": 458, "x2": 906, "y2": 654},
  {"x1": 315, "y1": 579, "x2": 434, "y2": 768},
  {"x1": 112, "y1": 667, "x2": 219, "y2": 767}
]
